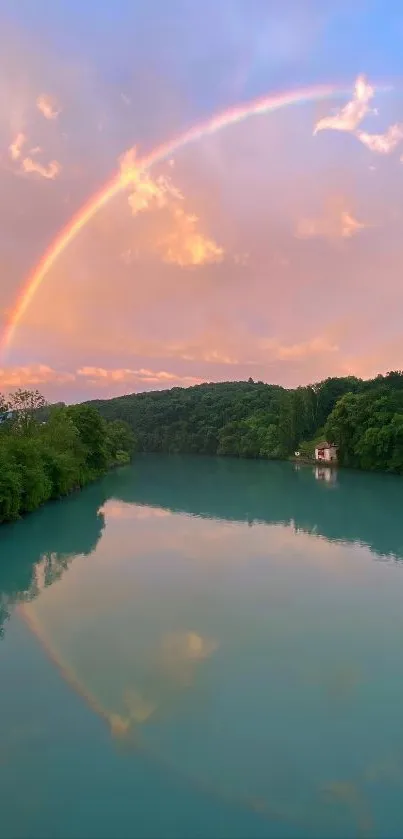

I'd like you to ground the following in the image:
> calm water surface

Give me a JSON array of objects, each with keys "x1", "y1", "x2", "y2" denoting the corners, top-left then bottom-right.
[{"x1": 1, "y1": 455, "x2": 403, "y2": 838}]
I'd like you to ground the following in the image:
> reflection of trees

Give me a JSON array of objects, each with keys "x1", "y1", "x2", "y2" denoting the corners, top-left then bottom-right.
[
  {"x1": 2, "y1": 453, "x2": 403, "y2": 637},
  {"x1": 109, "y1": 455, "x2": 403, "y2": 562},
  {"x1": 0, "y1": 480, "x2": 107, "y2": 637}
]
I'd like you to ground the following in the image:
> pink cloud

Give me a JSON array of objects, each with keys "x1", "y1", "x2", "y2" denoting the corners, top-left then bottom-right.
[
  {"x1": 36, "y1": 94, "x2": 60, "y2": 120},
  {"x1": 296, "y1": 207, "x2": 366, "y2": 241},
  {"x1": 0, "y1": 363, "x2": 204, "y2": 396},
  {"x1": 20, "y1": 156, "x2": 61, "y2": 179},
  {"x1": 120, "y1": 147, "x2": 224, "y2": 266},
  {"x1": 356, "y1": 123, "x2": 403, "y2": 155},
  {"x1": 76, "y1": 366, "x2": 203, "y2": 386},
  {"x1": 314, "y1": 75, "x2": 374, "y2": 135},
  {"x1": 0, "y1": 364, "x2": 74, "y2": 389},
  {"x1": 9, "y1": 132, "x2": 26, "y2": 161},
  {"x1": 260, "y1": 334, "x2": 339, "y2": 361}
]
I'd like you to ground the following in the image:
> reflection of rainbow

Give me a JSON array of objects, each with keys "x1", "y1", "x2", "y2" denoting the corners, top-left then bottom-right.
[
  {"x1": 1, "y1": 83, "x2": 353, "y2": 354},
  {"x1": 18, "y1": 603, "x2": 118, "y2": 728},
  {"x1": 17, "y1": 606, "x2": 297, "y2": 827},
  {"x1": 17, "y1": 600, "x2": 305, "y2": 828}
]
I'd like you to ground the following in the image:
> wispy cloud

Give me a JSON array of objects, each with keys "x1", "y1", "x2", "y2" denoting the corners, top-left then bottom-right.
[
  {"x1": 120, "y1": 147, "x2": 224, "y2": 267},
  {"x1": 0, "y1": 364, "x2": 203, "y2": 392},
  {"x1": 157, "y1": 206, "x2": 224, "y2": 266},
  {"x1": 0, "y1": 364, "x2": 74, "y2": 388},
  {"x1": 314, "y1": 75, "x2": 374, "y2": 135},
  {"x1": 313, "y1": 75, "x2": 403, "y2": 159},
  {"x1": 21, "y1": 156, "x2": 61, "y2": 179},
  {"x1": 165, "y1": 341, "x2": 240, "y2": 365},
  {"x1": 296, "y1": 202, "x2": 366, "y2": 241},
  {"x1": 356, "y1": 123, "x2": 403, "y2": 154},
  {"x1": 128, "y1": 174, "x2": 182, "y2": 215},
  {"x1": 9, "y1": 132, "x2": 26, "y2": 161},
  {"x1": 8, "y1": 132, "x2": 61, "y2": 179},
  {"x1": 76, "y1": 366, "x2": 203, "y2": 386},
  {"x1": 272, "y1": 335, "x2": 339, "y2": 360},
  {"x1": 36, "y1": 94, "x2": 60, "y2": 120}
]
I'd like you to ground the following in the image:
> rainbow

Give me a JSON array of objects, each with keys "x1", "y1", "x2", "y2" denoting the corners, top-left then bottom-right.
[{"x1": 1, "y1": 83, "x2": 354, "y2": 354}]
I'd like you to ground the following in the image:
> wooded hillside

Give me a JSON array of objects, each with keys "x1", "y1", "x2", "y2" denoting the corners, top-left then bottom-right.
[{"x1": 87, "y1": 371, "x2": 403, "y2": 473}]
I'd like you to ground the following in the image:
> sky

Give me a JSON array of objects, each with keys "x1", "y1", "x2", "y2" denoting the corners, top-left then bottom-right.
[{"x1": 1, "y1": 0, "x2": 403, "y2": 402}]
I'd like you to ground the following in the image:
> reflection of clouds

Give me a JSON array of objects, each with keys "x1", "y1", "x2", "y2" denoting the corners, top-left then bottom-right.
[
  {"x1": 305, "y1": 662, "x2": 363, "y2": 705},
  {"x1": 322, "y1": 780, "x2": 373, "y2": 836},
  {"x1": 121, "y1": 689, "x2": 157, "y2": 728},
  {"x1": 102, "y1": 504, "x2": 370, "y2": 577},
  {"x1": 18, "y1": 483, "x2": 403, "y2": 832},
  {"x1": 162, "y1": 631, "x2": 216, "y2": 661},
  {"x1": 102, "y1": 501, "x2": 172, "y2": 520},
  {"x1": 106, "y1": 631, "x2": 217, "y2": 736},
  {"x1": 160, "y1": 631, "x2": 218, "y2": 687},
  {"x1": 23, "y1": 573, "x2": 218, "y2": 741}
]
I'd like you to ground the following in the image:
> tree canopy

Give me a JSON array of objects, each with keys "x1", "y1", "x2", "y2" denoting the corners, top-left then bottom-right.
[
  {"x1": 87, "y1": 372, "x2": 403, "y2": 474},
  {"x1": 0, "y1": 392, "x2": 136, "y2": 525}
]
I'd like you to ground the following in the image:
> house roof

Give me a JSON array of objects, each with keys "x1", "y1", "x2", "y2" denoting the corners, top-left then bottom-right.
[{"x1": 315, "y1": 441, "x2": 336, "y2": 449}]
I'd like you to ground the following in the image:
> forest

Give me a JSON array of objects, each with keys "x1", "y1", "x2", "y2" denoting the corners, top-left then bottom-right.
[
  {"x1": 87, "y1": 371, "x2": 403, "y2": 474},
  {"x1": 2, "y1": 371, "x2": 403, "y2": 526},
  {"x1": 0, "y1": 389, "x2": 135, "y2": 524}
]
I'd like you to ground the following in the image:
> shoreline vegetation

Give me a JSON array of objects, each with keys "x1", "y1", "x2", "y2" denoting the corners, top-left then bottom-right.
[
  {"x1": 2, "y1": 369, "x2": 403, "y2": 525},
  {"x1": 0, "y1": 389, "x2": 136, "y2": 525},
  {"x1": 87, "y1": 371, "x2": 403, "y2": 474}
]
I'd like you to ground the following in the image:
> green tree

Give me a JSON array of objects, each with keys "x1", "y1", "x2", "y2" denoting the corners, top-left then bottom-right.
[
  {"x1": 9, "y1": 437, "x2": 52, "y2": 513},
  {"x1": 67, "y1": 404, "x2": 109, "y2": 476},
  {"x1": 0, "y1": 447, "x2": 22, "y2": 522},
  {"x1": 106, "y1": 419, "x2": 137, "y2": 464},
  {"x1": 260, "y1": 424, "x2": 283, "y2": 459},
  {"x1": 9, "y1": 389, "x2": 46, "y2": 434}
]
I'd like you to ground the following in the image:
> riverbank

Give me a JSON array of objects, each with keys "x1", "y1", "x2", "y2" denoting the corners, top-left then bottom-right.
[
  {"x1": 289, "y1": 455, "x2": 338, "y2": 468},
  {"x1": 0, "y1": 397, "x2": 135, "y2": 525},
  {"x1": 88, "y1": 374, "x2": 403, "y2": 477}
]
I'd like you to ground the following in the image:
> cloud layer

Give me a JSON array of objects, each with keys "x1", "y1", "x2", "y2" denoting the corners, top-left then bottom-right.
[
  {"x1": 314, "y1": 75, "x2": 403, "y2": 159},
  {"x1": 122, "y1": 148, "x2": 224, "y2": 266},
  {"x1": 0, "y1": 364, "x2": 203, "y2": 392},
  {"x1": 1, "y1": 33, "x2": 403, "y2": 402},
  {"x1": 296, "y1": 200, "x2": 366, "y2": 241},
  {"x1": 36, "y1": 94, "x2": 60, "y2": 121},
  {"x1": 314, "y1": 75, "x2": 374, "y2": 135}
]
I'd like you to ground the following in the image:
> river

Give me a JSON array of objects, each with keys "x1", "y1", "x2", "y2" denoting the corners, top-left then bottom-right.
[{"x1": 1, "y1": 455, "x2": 403, "y2": 838}]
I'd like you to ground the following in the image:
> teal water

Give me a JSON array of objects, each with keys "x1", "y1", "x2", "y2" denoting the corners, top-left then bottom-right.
[{"x1": 1, "y1": 455, "x2": 403, "y2": 838}]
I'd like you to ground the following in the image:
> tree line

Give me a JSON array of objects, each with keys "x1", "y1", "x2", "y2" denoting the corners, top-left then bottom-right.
[
  {"x1": 87, "y1": 371, "x2": 403, "y2": 474},
  {"x1": 2, "y1": 370, "x2": 403, "y2": 526},
  {"x1": 0, "y1": 389, "x2": 136, "y2": 524}
]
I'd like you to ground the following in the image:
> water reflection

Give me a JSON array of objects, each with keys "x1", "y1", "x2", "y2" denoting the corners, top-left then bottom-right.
[
  {"x1": 1, "y1": 454, "x2": 403, "y2": 640},
  {"x1": 313, "y1": 465, "x2": 338, "y2": 485},
  {"x1": 1, "y1": 456, "x2": 403, "y2": 836},
  {"x1": 0, "y1": 480, "x2": 107, "y2": 636}
]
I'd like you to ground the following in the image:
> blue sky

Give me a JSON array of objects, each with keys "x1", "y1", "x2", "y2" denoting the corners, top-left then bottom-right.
[{"x1": 4, "y1": 1, "x2": 402, "y2": 113}]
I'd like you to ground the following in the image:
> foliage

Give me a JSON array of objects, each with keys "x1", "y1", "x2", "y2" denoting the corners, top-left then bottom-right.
[
  {"x1": 0, "y1": 392, "x2": 134, "y2": 525},
  {"x1": 88, "y1": 373, "x2": 403, "y2": 474},
  {"x1": 325, "y1": 389, "x2": 403, "y2": 473},
  {"x1": 2, "y1": 370, "x2": 403, "y2": 527},
  {"x1": 9, "y1": 389, "x2": 46, "y2": 433},
  {"x1": 66, "y1": 404, "x2": 109, "y2": 478},
  {"x1": 106, "y1": 419, "x2": 137, "y2": 464}
]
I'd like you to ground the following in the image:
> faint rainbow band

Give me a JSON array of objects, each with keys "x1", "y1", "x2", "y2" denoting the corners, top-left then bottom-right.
[{"x1": 1, "y1": 82, "x2": 388, "y2": 355}]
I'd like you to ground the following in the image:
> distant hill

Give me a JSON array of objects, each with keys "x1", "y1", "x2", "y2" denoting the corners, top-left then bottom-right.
[{"x1": 84, "y1": 372, "x2": 403, "y2": 473}]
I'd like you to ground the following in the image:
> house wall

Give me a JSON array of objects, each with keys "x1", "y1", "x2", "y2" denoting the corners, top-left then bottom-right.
[{"x1": 315, "y1": 446, "x2": 337, "y2": 462}]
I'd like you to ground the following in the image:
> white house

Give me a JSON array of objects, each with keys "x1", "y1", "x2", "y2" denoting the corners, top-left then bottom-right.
[{"x1": 314, "y1": 441, "x2": 338, "y2": 463}]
